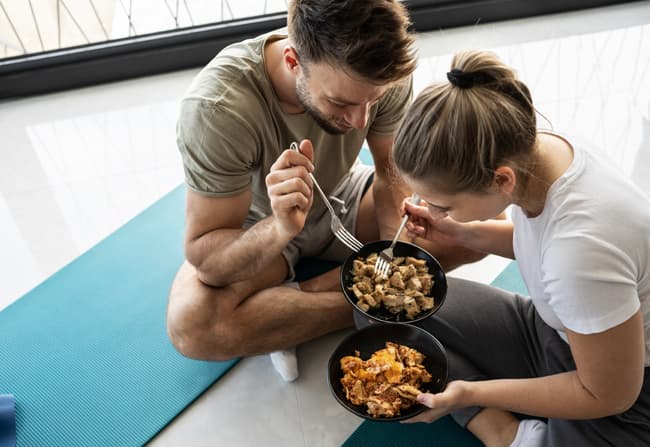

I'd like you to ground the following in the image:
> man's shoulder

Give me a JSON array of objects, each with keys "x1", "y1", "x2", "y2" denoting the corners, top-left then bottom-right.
[{"x1": 183, "y1": 29, "x2": 286, "y2": 102}]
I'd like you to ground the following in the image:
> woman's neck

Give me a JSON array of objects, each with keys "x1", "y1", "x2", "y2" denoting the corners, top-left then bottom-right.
[{"x1": 518, "y1": 132, "x2": 574, "y2": 218}]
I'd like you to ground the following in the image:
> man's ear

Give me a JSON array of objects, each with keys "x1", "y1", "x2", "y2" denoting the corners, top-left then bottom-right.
[
  {"x1": 283, "y1": 46, "x2": 300, "y2": 72},
  {"x1": 493, "y1": 166, "x2": 516, "y2": 195}
]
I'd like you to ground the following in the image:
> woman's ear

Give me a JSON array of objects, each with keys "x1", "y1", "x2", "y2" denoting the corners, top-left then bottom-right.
[{"x1": 493, "y1": 166, "x2": 516, "y2": 195}]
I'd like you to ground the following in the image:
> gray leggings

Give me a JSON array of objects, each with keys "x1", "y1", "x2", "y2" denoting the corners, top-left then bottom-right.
[
  {"x1": 357, "y1": 277, "x2": 650, "y2": 446},
  {"x1": 426, "y1": 277, "x2": 650, "y2": 446}
]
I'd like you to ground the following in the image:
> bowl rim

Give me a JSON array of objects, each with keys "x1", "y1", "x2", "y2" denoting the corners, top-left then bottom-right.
[
  {"x1": 327, "y1": 323, "x2": 448, "y2": 422},
  {"x1": 339, "y1": 240, "x2": 448, "y2": 324}
]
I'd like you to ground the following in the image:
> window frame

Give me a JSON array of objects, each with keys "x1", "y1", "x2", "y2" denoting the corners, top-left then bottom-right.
[{"x1": 0, "y1": 0, "x2": 633, "y2": 99}]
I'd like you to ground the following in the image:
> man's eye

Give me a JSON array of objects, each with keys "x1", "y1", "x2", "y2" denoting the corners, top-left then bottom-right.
[{"x1": 330, "y1": 101, "x2": 346, "y2": 108}]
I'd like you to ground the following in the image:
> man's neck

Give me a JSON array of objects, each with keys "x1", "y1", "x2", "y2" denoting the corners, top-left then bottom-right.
[{"x1": 264, "y1": 39, "x2": 304, "y2": 113}]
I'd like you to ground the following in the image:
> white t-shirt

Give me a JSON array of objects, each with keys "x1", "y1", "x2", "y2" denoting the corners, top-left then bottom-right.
[{"x1": 512, "y1": 134, "x2": 650, "y2": 365}]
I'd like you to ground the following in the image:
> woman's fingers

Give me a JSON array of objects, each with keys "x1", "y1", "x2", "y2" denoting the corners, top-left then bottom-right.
[
  {"x1": 406, "y1": 222, "x2": 426, "y2": 238},
  {"x1": 404, "y1": 200, "x2": 430, "y2": 219}
]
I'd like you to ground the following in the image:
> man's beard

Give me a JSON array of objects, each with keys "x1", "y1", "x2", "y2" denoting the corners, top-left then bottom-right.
[{"x1": 295, "y1": 77, "x2": 349, "y2": 135}]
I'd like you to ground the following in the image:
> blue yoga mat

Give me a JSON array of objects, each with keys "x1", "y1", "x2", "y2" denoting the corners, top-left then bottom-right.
[
  {"x1": 0, "y1": 185, "x2": 238, "y2": 446},
  {"x1": 343, "y1": 260, "x2": 529, "y2": 446}
]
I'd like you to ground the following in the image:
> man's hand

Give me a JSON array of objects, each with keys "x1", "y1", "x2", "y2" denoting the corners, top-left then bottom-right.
[{"x1": 266, "y1": 140, "x2": 315, "y2": 238}]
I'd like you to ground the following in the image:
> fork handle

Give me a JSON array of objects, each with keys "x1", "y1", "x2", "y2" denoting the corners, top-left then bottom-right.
[
  {"x1": 289, "y1": 142, "x2": 337, "y2": 217},
  {"x1": 388, "y1": 193, "x2": 420, "y2": 250}
]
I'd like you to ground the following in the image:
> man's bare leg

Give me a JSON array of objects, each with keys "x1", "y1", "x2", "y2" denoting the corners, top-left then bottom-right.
[{"x1": 166, "y1": 257, "x2": 353, "y2": 361}]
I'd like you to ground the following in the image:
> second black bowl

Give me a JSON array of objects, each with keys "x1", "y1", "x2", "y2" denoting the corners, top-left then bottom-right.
[
  {"x1": 340, "y1": 240, "x2": 447, "y2": 324},
  {"x1": 328, "y1": 323, "x2": 448, "y2": 421}
]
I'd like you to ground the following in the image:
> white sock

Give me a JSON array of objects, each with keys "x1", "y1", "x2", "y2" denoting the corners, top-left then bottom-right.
[
  {"x1": 269, "y1": 281, "x2": 300, "y2": 382},
  {"x1": 270, "y1": 346, "x2": 299, "y2": 382},
  {"x1": 510, "y1": 419, "x2": 547, "y2": 447}
]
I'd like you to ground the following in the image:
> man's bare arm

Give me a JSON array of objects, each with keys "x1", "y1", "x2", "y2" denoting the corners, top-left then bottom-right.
[
  {"x1": 184, "y1": 142, "x2": 315, "y2": 287},
  {"x1": 366, "y1": 134, "x2": 409, "y2": 238},
  {"x1": 184, "y1": 189, "x2": 293, "y2": 287}
]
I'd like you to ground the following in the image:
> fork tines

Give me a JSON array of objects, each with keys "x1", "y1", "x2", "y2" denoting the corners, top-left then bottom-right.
[
  {"x1": 335, "y1": 226, "x2": 363, "y2": 252},
  {"x1": 375, "y1": 254, "x2": 391, "y2": 279}
]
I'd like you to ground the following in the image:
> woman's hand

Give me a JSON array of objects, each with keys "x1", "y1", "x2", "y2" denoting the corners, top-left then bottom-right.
[
  {"x1": 402, "y1": 380, "x2": 470, "y2": 424},
  {"x1": 402, "y1": 200, "x2": 468, "y2": 247}
]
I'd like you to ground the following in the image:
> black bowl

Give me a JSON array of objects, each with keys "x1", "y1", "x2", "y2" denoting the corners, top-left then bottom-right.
[
  {"x1": 328, "y1": 323, "x2": 448, "y2": 421},
  {"x1": 340, "y1": 240, "x2": 447, "y2": 324}
]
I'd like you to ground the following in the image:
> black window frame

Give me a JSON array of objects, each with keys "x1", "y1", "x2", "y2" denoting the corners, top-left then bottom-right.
[{"x1": 0, "y1": 0, "x2": 635, "y2": 99}]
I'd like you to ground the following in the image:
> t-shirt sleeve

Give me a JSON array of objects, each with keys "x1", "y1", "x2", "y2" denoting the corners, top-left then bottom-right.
[
  {"x1": 541, "y1": 233, "x2": 640, "y2": 334},
  {"x1": 367, "y1": 76, "x2": 413, "y2": 137},
  {"x1": 176, "y1": 98, "x2": 259, "y2": 197}
]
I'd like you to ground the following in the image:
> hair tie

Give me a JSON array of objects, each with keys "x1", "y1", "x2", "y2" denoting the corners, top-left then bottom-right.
[{"x1": 446, "y1": 69, "x2": 477, "y2": 89}]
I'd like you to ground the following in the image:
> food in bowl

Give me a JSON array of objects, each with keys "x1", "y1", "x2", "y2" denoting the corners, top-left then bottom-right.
[
  {"x1": 349, "y1": 253, "x2": 435, "y2": 320},
  {"x1": 340, "y1": 341, "x2": 432, "y2": 418}
]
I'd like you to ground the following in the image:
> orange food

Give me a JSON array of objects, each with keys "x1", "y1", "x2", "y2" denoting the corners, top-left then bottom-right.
[{"x1": 340, "y1": 342, "x2": 432, "y2": 418}]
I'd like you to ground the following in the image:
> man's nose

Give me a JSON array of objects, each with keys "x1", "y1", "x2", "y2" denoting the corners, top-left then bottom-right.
[{"x1": 345, "y1": 103, "x2": 370, "y2": 130}]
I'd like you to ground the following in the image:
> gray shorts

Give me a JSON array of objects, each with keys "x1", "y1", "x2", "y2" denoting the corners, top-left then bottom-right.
[{"x1": 245, "y1": 163, "x2": 374, "y2": 280}]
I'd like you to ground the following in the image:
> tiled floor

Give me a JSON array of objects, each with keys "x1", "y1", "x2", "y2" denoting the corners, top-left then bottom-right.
[{"x1": 1, "y1": 2, "x2": 649, "y2": 446}]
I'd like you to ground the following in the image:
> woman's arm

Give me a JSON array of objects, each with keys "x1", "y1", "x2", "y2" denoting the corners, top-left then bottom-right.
[
  {"x1": 404, "y1": 201, "x2": 516, "y2": 259},
  {"x1": 411, "y1": 311, "x2": 645, "y2": 422},
  {"x1": 368, "y1": 134, "x2": 490, "y2": 270}
]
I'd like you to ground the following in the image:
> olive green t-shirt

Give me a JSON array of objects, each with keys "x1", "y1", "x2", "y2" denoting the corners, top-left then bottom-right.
[{"x1": 177, "y1": 29, "x2": 412, "y2": 219}]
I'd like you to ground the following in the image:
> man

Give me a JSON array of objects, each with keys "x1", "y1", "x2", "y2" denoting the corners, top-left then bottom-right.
[{"x1": 166, "y1": 0, "x2": 482, "y2": 381}]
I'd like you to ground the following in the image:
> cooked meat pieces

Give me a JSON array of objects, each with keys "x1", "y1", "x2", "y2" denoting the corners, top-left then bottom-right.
[{"x1": 349, "y1": 254, "x2": 435, "y2": 319}]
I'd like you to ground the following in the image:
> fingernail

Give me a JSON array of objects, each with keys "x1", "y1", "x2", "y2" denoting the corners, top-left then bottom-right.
[{"x1": 416, "y1": 394, "x2": 426, "y2": 403}]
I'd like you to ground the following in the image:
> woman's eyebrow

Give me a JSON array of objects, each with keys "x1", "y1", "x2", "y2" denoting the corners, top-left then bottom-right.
[{"x1": 425, "y1": 201, "x2": 450, "y2": 212}]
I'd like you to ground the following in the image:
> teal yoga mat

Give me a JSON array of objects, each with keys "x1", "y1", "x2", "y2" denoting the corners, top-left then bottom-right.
[
  {"x1": 0, "y1": 185, "x2": 238, "y2": 446},
  {"x1": 343, "y1": 260, "x2": 529, "y2": 447}
]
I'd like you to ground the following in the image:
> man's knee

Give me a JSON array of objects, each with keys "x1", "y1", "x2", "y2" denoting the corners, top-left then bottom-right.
[
  {"x1": 166, "y1": 273, "x2": 246, "y2": 361},
  {"x1": 166, "y1": 305, "x2": 245, "y2": 361}
]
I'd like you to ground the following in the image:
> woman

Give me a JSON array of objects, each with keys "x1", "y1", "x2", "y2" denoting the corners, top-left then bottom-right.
[{"x1": 392, "y1": 50, "x2": 650, "y2": 446}]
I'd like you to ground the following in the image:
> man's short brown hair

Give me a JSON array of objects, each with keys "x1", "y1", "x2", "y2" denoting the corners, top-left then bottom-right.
[{"x1": 287, "y1": 0, "x2": 417, "y2": 84}]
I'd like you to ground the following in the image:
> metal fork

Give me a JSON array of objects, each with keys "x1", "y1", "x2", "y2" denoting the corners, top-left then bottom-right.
[
  {"x1": 289, "y1": 142, "x2": 363, "y2": 252},
  {"x1": 374, "y1": 193, "x2": 420, "y2": 278}
]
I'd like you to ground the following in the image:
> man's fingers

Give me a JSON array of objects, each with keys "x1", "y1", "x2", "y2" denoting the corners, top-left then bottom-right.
[
  {"x1": 266, "y1": 166, "x2": 313, "y2": 190},
  {"x1": 298, "y1": 139, "x2": 315, "y2": 163},
  {"x1": 270, "y1": 191, "x2": 311, "y2": 212},
  {"x1": 267, "y1": 176, "x2": 312, "y2": 199},
  {"x1": 271, "y1": 148, "x2": 315, "y2": 172}
]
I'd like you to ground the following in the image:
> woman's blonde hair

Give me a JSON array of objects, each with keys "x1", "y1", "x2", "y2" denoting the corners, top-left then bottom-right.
[{"x1": 393, "y1": 50, "x2": 537, "y2": 193}]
